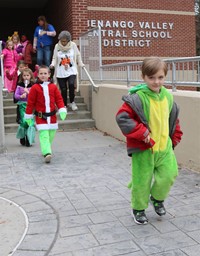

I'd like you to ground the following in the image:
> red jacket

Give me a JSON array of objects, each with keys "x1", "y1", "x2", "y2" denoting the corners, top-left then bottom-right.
[
  {"x1": 116, "y1": 94, "x2": 183, "y2": 156},
  {"x1": 25, "y1": 82, "x2": 65, "y2": 130},
  {"x1": 22, "y1": 40, "x2": 34, "y2": 65}
]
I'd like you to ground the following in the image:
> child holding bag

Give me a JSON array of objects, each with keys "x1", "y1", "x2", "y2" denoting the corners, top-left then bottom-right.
[{"x1": 14, "y1": 68, "x2": 35, "y2": 146}]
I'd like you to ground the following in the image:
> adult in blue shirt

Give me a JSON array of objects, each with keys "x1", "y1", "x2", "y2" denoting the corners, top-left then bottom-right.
[{"x1": 33, "y1": 16, "x2": 56, "y2": 66}]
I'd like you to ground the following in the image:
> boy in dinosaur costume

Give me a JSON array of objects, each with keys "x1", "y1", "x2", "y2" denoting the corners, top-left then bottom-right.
[{"x1": 116, "y1": 57, "x2": 183, "y2": 225}]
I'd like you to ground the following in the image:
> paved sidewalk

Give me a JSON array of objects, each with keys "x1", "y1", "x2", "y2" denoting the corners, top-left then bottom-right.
[{"x1": 0, "y1": 129, "x2": 200, "y2": 256}]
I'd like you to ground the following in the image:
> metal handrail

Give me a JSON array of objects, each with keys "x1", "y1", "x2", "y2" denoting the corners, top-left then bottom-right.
[
  {"x1": 100, "y1": 56, "x2": 200, "y2": 90},
  {"x1": 0, "y1": 41, "x2": 4, "y2": 87},
  {"x1": 82, "y1": 66, "x2": 99, "y2": 92},
  {"x1": 0, "y1": 41, "x2": 5, "y2": 153},
  {"x1": 0, "y1": 41, "x2": 8, "y2": 98}
]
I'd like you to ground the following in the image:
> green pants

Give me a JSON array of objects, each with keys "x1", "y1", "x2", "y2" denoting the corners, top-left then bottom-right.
[
  {"x1": 129, "y1": 141, "x2": 178, "y2": 210},
  {"x1": 16, "y1": 102, "x2": 29, "y2": 139},
  {"x1": 39, "y1": 130, "x2": 56, "y2": 156}
]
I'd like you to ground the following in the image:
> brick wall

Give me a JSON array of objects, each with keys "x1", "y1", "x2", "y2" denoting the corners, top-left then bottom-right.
[
  {"x1": 45, "y1": 0, "x2": 196, "y2": 63},
  {"x1": 45, "y1": 0, "x2": 73, "y2": 44},
  {"x1": 46, "y1": 0, "x2": 88, "y2": 44},
  {"x1": 86, "y1": 0, "x2": 196, "y2": 62},
  {"x1": 87, "y1": 0, "x2": 194, "y2": 11}
]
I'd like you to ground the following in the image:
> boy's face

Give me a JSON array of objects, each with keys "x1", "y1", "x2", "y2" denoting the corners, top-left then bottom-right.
[
  {"x1": 38, "y1": 68, "x2": 50, "y2": 82},
  {"x1": 142, "y1": 69, "x2": 166, "y2": 93}
]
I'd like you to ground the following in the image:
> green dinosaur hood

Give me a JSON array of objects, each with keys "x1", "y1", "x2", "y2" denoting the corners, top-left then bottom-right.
[{"x1": 129, "y1": 83, "x2": 170, "y2": 101}]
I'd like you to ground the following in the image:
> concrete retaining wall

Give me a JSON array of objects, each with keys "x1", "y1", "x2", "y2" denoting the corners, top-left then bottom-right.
[{"x1": 80, "y1": 84, "x2": 200, "y2": 172}]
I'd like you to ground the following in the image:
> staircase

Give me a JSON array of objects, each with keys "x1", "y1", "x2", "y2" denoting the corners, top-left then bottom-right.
[{"x1": 3, "y1": 91, "x2": 95, "y2": 134}]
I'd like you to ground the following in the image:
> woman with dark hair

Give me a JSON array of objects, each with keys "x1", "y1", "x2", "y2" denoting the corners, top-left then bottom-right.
[
  {"x1": 50, "y1": 31, "x2": 85, "y2": 111},
  {"x1": 33, "y1": 15, "x2": 56, "y2": 66},
  {"x1": 21, "y1": 34, "x2": 34, "y2": 69}
]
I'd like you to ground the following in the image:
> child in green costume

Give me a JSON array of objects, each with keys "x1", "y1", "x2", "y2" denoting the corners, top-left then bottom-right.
[
  {"x1": 116, "y1": 57, "x2": 183, "y2": 225},
  {"x1": 14, "y1": 68, "x2": 35, "y2": 146}
]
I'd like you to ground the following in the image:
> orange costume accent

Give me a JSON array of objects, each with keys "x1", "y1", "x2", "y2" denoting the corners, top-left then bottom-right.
[{"x1": 59, "y1": 56, "x2": 71, "y2": 66}]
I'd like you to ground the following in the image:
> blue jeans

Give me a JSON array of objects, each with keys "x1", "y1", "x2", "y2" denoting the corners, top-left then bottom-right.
[{"x1": 37, "y1": 45, "x2": 52, "y2": 66}]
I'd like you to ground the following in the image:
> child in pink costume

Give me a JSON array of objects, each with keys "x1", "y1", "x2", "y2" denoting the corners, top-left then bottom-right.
[
  {"x1": 0, "y1": 39, "x2": 18, "y2": 92},
  {"x1": 12, "y1": 32, "x2": 24, "y2": 61}
]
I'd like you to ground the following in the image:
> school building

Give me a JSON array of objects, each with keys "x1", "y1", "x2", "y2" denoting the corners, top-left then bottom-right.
[{"x1": 0, "y1": 0, "x2": 196, "y2": 63}]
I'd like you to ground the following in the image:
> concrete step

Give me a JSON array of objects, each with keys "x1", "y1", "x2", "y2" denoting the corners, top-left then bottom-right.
[
  {"x1": 4, "y1": 111, "x2": 92, "y2": 124},
  {"x1": 3, "y1": 91, "x2": 95, "y2": 133},
  {"x1": 58, "y1": 119, "x2": 96, "y2": 131},
  {"x1": 5, "y1": 119, "x2": 96, "y2": 134},
  {"x1": 3, "y1": 103, "x2": 88, "y2": 115},
  {"x1": 3, "y1": 91, "x2": 81, "y2": 99},
  {"x1": 3, "y1": 96, "x2": 84, "y2": 106}
]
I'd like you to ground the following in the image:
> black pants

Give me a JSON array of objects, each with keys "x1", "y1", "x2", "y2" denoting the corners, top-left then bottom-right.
[{"x1": 57, "y1": 75, "x2": 76, "y2": 107}]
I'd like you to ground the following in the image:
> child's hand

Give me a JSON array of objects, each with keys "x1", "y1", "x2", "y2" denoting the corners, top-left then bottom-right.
[
  {"x1": 40, "y1": 31, "x2": 46, "y2": 36},
  {"x1": 24, "y1": 88, "x2": 29, "y2": 94},
  {"x1": 143, "y1": 135, "x2": 150, "y2": 143},
  {"x1": 21, "y1": 93, "x2": 27, "y2": 98}
]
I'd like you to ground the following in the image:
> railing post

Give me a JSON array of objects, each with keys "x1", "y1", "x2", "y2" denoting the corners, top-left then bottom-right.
[
  {"x1": 172, "y1": 62, "x2": 177, "y2": 92},
  {"x1": 198, "y1": 61, "x2": 200, "y2": 83},
  {"x1": 127, "y1": 65, "x2": 131, "y2": 87},
  {"x1": 0, "y1": 41, "x2": 6, "y2": 153},
  {"x1": 98, "y1": 26, "x2": 103, "y2": 82}
]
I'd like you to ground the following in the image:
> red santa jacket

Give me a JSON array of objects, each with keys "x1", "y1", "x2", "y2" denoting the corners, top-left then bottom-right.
[{"x1": 25, "y1": 82, "x2": 66, "y2": 130}]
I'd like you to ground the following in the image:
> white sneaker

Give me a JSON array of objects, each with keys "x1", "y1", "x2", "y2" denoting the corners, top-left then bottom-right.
[
  {"x1": 70, "y1": 102, "x2": 78, "y2": 111},
  {"x1": 44, "y1": 154, "x2": 52, "y2": 163}
]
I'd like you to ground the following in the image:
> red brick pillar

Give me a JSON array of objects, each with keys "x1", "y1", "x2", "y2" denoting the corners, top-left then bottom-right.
[{"x1": 71, "y1": 0, "x2": 88, "y2": 41}]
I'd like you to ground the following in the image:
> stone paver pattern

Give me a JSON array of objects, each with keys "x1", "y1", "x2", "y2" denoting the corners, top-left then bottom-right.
[{"x1": 0, "y1": 129, "x2": 200, "y2": 256}]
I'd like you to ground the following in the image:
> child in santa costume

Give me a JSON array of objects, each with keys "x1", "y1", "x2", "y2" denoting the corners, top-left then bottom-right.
[{"x1": 24, "y1": 65, "x2": 67, "y2": 163}]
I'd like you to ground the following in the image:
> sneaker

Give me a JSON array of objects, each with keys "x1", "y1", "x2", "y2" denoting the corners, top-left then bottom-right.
[
  {"x1": 70, "y1": 102, "x2": 78, "y2": 111},
  {"x1": 150, "y1": 196, "x2": 166, "y2": 216},
  {"x1": 20, "y1": 138, "x2": 26, "y2": 146},
  {"x1": 44, "y1": 154, "x2": 52, "y2": 163},
  {"x1": 132, "y1": 209, "x2": 148, "y2": 225}
]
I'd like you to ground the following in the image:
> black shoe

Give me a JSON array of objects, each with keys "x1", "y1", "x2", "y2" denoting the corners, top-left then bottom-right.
[
  {"x1": 25, "y1": 136, "x2": 30, "y2": 147},
  {"x1": 20, "y1": 138, "x2": 26, "y2": 146},
  {"x1": 16, "y1": 118, "x2": 21, "y2": 124},
  {"x1": 150, "y1": 196, "x2": 166, "y2": 216},
  {"x1": 132, "y1": 209, "x2": 148, "y2": 225}
]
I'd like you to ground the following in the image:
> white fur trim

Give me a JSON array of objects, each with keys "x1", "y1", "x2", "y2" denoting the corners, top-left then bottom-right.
[
  {"x1": 36, "y1": 123, "x2": 58, "y2": 131},
  {"x1": 41, "y1": 83, "x2": 51, "y2": 125},
  {"x1": 24, "y1": 113, "x2": 33, "y2": 119},
  {"x1": 58, "y1": 107, "x2": 67, "y2": 114}
]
